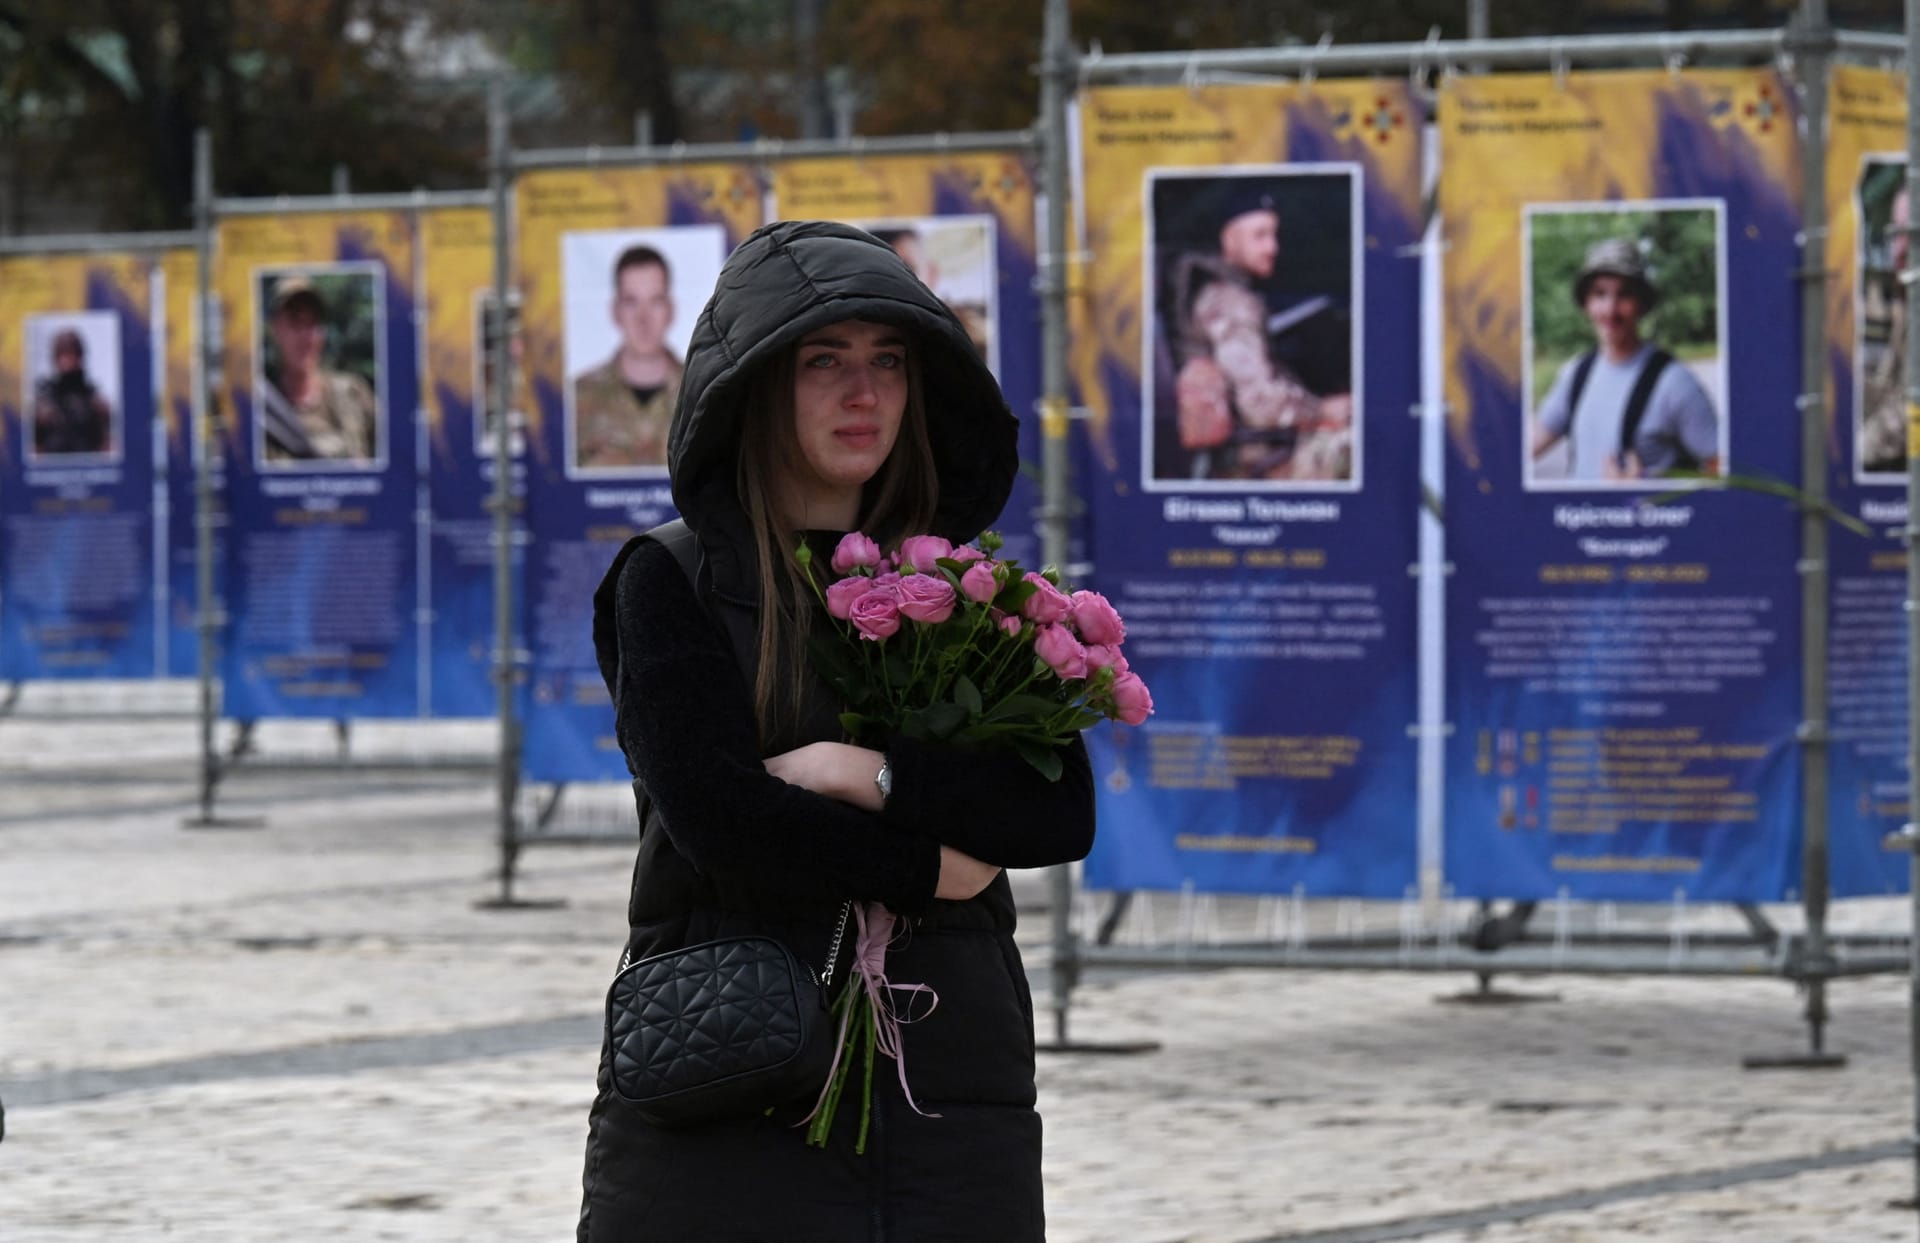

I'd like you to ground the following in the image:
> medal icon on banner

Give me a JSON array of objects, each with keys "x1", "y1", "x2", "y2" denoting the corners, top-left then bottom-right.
[{"x1": 1476, "y1": 730, "x2": 1492, "y2": 777}]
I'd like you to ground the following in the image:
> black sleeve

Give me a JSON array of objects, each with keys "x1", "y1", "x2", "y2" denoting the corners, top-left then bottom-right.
[
  {"x1": 881, "y1": 731, "x2": 1096, "y2": 869},
  {"x1": 612, "y1": 541, "x2": 941, "y2": 913}
]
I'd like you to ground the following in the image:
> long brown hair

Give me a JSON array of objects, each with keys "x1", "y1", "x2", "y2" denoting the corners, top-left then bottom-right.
[{"x1": 735, "y1": 335, "x2": 939, "y2": 744}]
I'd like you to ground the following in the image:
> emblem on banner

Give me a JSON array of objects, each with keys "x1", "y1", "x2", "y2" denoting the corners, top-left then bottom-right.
[
  {"x1": 1365, "y1": 96, "x2": 1405, "y2": 145},
  {"x1": 1742, "y1": 82, "x2": 1780, "y2": 133}
]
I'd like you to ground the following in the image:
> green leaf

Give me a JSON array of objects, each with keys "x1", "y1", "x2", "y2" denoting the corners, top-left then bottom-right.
[
  {"x1": 985, "y1": 693, "x2": 1063, "y2": 723},
  {"x1": 996, "y1": 580, "x2": 1039, "y2": 613},
  {"x1": 953, "y1": 674, "x2": 983, "y2": 717},
  {"x1": 1013, "y1": 740, "x2": 1065, "y2": 782},
  {"x1": 916, "y1": 701, "x2": 968, "y2": 738}
]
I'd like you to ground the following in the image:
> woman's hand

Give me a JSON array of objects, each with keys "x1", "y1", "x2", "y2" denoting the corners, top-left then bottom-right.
[
  {"x1": 764, "y1": 741, "x2": 886, "y2": 811},
  {"x1": 935, "y1": 845, "x2": 1002, "y2": 901}
]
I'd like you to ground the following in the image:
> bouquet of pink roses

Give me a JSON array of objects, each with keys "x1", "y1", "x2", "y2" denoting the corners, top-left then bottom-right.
[
  {"x1": 794, "y1": 529, "x2": 1150, "y2": 1152},
  {"x1": 800, "y1": 529, "x2": 1153, "y2": 778}
]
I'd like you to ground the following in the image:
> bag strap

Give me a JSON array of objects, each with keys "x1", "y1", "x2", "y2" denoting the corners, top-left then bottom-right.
[
  {"x1": 610, "y1": 518, "x2": 852, "y2": 977},
  {"x1": 1563, "y1": 349, "x2": 1598, "y2": 441},
  {"x1": 1618, "y1": 349, "x2": 1676, "y2": 463}
]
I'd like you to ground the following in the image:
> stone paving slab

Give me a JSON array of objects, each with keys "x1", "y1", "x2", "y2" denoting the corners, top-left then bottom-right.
[{"x1": 3, "y1": 713, "x2": 1918, "y2": 1240}]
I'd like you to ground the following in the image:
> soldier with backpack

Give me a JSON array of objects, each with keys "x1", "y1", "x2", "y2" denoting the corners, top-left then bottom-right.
[{"x1": 1530, "y1": 237, "x2": 1720, "y2": 484}]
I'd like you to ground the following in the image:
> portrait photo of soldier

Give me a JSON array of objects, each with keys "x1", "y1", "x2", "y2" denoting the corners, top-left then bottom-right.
[
  {"x1": 1146, "y1": 169, "x2": 1358, "y2": 488},
  {"x1": 1856, "y1": 157, "x2": 1908, "y2": 479},
  {"x1": 562, "y1": 226, "x2": 723, "y2": 476},
  {"x1": 1524, "y1": 203, "x2": 1725, "y2": 490},
  {"x1": 256, "y1": 268, "x2": 382, "y2": 469},
  {"x1": 864, "y1": 218, "x2": 998, "y2": 369},
  {"x1": 474, "y1": 289, "x2": 527, "y2": 458},
  {"x1": 25, "y1": 313, "x2": 120, "y2": 462}
]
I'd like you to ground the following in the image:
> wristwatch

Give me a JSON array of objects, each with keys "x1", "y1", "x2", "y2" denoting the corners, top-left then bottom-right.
[{"x1": 874, "y1": 755, "x2": 893, "y2": 803}]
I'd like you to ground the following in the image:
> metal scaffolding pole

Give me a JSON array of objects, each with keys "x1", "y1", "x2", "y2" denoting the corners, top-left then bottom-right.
[
  {"x1": 485, "y1": 80, "x2": 526, "y2": 908},
  {"x1": 508, "y1": 129, "x2": 1036, "y2": 175},
  {"x1": 211, "y1": 191, "x2": 492, "y2": 218},
  {"x1": 180, "y1": 130, "x2": 260, "y2": 830},
  {"x1": 1786, "y1": 0, "x2": 1844, "y2": 1067},
  {"x1": 1039, "y1": 0, "x2": 1079, "y2": 1047},
  {"x1": 1904, "y1": 0, "x2": 1920, "y2": 1203},
  {"x1": 0, "y1": 231, "x2": 196, "y2": 257}
]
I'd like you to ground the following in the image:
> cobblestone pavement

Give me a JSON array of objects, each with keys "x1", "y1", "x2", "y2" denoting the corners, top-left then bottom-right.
[{"x1": 3, "y1": 707, "x2": 1918, "y2": 1241}]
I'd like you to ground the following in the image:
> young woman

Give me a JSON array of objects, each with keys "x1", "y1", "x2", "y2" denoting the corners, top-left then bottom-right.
[{"x1": 581, "y1": 220, "x2": 1096, "y2": 1241}]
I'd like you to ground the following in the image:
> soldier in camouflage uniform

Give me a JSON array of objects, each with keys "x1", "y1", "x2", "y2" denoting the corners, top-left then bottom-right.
[
  {"x1": 1168, "y1": 187, "x2": 1353, "y2": 483},
  {"x1": 31, "y1": 328, "x2": 113, "y2": 457},
  {"x1": 572, "y1": 245, "x2": 683, "y2": 471},
  {"x1": 260, "y1": 275, "x2": 377, "y2": 464}
]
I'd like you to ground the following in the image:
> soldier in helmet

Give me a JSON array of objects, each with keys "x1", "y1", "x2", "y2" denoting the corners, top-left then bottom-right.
[
  {"x1": 572, "y1": 244, "x2": 682, "y2": 471},
  {"x1": 1530, "y1": 237, "x2": 1719, "y2": 483},
  {"x1": 260, "y1": 275, "x2": 378, "y2": 464},
  {"x1": 31, "y1": 328, "x2": 113, "y2": 457},
  {"x1": 1165, "y1": 183, "x2": 1354, "y2": 483}
]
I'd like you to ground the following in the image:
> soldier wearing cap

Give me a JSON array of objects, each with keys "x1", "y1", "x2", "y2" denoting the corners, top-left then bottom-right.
[
  {"x1": 1166, "y1": 182, "x2": 1354, "y2": 482},
  {"x1": 31, "y1": 327, "x2": 113, "y2": 456},
  {"x1": 261, "y1": 274, "x2": 377, "y2": 464},
  {"x1": 571, "y1": 245, "x2": 682, "y2": 471},
  {"x1": 1530, "y1": 237, "x2": 1719, "y2": 483}
]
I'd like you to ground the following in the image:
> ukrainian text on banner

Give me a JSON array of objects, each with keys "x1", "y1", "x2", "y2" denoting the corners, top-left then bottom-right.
[
  {"x1": 160, "y1": 248, "x2": 205, "y2": 677},
  {"x1": 1823, "y1": 65, "x2": 1910, "y2": 895},
  {"x1": 0, "y1": 252, "x2": 160, "y2": 678},
  {"x1": 422, "y1": 206, "x2": 525, "y2": 717},
  {"x1": 214, "y1": 212, "x2": 423, "y2": 718},
  {"x1": 517, "y1": 163, "x2": 764, "y2": 781},
  {"x1": 768, "y1": 152, "x2": 1047, "y2": 567},
  {"x1": 1073, "y1": 82, "x2": 1423, "y2": 896},
  {"x1": 1441, "y1": 70, "x2": 1803, "y2": 901}
]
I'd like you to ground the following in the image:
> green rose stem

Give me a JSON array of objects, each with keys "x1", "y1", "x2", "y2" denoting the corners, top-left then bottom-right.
[{"x1": 855, "y1": 994, "x2": 878, "y2": 1155}]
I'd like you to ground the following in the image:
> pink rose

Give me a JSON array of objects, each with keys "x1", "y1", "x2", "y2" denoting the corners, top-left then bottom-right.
[
  {"x1": 870, "y1": 571, "x2": 902, "y2": 589},
  {"x1": 998, "y1": 613, "x2": 1023, "y2": 637},
  {"x1": 897, "y1": 535, "x2": 954, "y2": 573},
  {"x1": 848, "y1": 586, "x2": 901, "y2": 641},
  {"x1": 896, "y1": 573, "x2": 957, "y2": 624},
  {"x1": 1033, "y1": 623, "x2": 1089, "y2": 680},
  {"x1": 831, "y1": 532, "x2": 881, "y2": 575},
  {"x1": 948, "y1": 545, "x2": 987, "y2": 564},
  {"x1": 1084, "y1": 643, "x2": 1126, "y2": 672},
  {"x1": 1110, "y1": 671, "x2": 1154, "y2": 725},
  {"x1": 825, "y1": 576, "x2": 868, "y2": 620},
  {"x1": 959, "y1": 561, "x2": 999, "y2": 604},
  {"x1": 1071, "y1": 590, "x2": 1126, "y2": 646},
  {"x1": 1020, "y1": 572, "x2": 1072, "y2": 625}
]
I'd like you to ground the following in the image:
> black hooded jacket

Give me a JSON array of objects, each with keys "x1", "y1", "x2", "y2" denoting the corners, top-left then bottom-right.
[{"x1": 579, "y1": 221, "x2": 1095, "y2": 1242}]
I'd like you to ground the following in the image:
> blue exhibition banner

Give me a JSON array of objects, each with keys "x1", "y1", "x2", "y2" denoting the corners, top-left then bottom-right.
[
  {"x1": 1073, "y1": 81, "x2": 1425, "y2": 896},
  {"x1": 515, "y1": 163, "x2": 765, "y2": 782},
  {"x1": 1822, "y1": 67, "x2": 1911, "y2": 896},
  {"x1": 1440, "y1": 70, "x2": 1805, "y2": 901},
  {"x1": 0, "y1": 253, "x2": 161, "y2": 679},
  {"x1": 422, "y1": 206, "x2": 524, "y2": 718},
  {"x1": 215, "y1": 213, "x2": 423, "y2": 718}
]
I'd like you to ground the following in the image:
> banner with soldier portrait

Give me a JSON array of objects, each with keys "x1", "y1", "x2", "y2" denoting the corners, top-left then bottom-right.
[
  {"x1": 515, "y1": 162, "x2": 765, "y2": 781},
  {"x1": 1073, "y1": 81, "x2": 1423, "y2": 897},
  {"x1": 420, "y1": 206, "x2": 525, "y2": 717},
  {"x1": 768, "y1": 151, "x2": 1048, "y2": 567},
  {"x1": 1440, "y1": 70, "x2": 1804, "y2": 900},
  {"x1": 1822, "y1": 65, "x2": 1911, "y2": 896},
  {"x1": 0, "y1": 251, "x2": 161, "y2": 678},
  {"x1": 214, "y1": 211, "x2": 422, "y2": 718}
]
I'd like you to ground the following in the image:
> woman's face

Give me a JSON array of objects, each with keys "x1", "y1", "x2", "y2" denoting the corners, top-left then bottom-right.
[{"x1": 785, "y1": 319, "x2": 909, "y2": 520}]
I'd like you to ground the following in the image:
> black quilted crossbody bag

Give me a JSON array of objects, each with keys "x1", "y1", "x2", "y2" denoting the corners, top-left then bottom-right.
[
  {"x1": 601, "y1": 519, "x2": 854, "y2": 1127},
  {"x1": 605, "y1": 902, "x2": 852, "y2": 1126}
]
